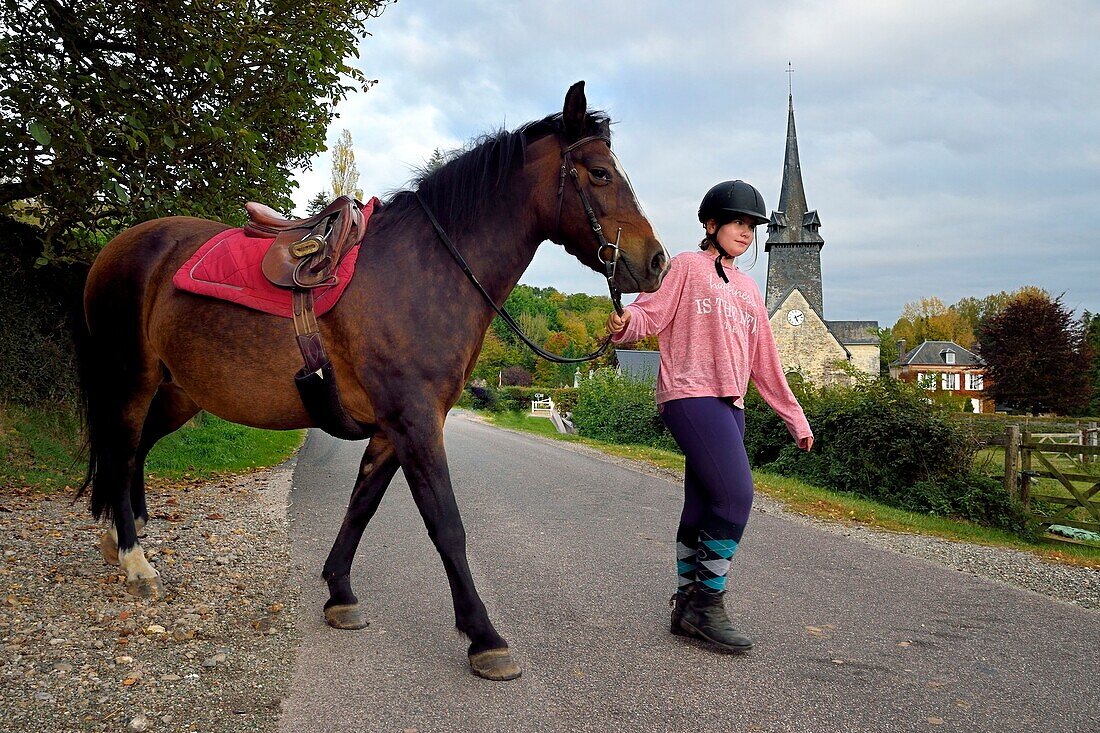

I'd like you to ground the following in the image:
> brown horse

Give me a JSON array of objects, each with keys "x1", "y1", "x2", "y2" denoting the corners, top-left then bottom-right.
[{"x1": 77, "y1": 82, "x2": 668, "y2": 680}]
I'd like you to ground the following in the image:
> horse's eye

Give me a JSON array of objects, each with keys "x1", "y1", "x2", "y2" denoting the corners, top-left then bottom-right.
[{"x1": 589, "y1": 167, "x2": 612, "y2": 185}]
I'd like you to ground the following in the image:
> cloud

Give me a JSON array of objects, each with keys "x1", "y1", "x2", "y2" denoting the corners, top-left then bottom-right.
[{"x1": 292, "y1": 0, "x2": 1100, "y2": 324}]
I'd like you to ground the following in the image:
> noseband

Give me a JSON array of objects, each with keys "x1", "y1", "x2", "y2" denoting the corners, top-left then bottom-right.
[{"x1": 416, "y1": 132, "x2": 625, "y2": 364}]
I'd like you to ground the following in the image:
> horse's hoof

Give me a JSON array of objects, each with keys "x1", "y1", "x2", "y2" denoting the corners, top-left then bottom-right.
[
  {"x1": 99, "y1": 533, "x2": 119, "y2": 565},
  {"x1": 125, "y1": 574, "x2": 163, "y2": 599},
  {"x1": 468, "y1": 648, "x2": 522, "y2": 681},
  {"x1": 324, "y1": 603, "x2": 369, "y2": 630}
]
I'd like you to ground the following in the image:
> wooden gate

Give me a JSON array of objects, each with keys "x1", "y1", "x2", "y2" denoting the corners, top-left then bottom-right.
[{"x1": 996, "y1": 425, "x2": 1100, "y2": 541}]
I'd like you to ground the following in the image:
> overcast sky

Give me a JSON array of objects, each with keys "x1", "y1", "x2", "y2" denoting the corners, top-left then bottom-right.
[{"x1": 290, "y1": 0, "x2": 1100, "y2": 326}]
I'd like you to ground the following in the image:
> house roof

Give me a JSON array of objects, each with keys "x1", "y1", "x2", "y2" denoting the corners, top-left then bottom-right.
[
  {"x1": 615, "y1": 349, "x2": 660, "y2": 385},
  {"x1": 826, "y1": 320, "x2": 880, "y2": 345},
  {"x1": 765, "y1": 93, "x2": 824, "y2": 251},
  {"x1": 892, "y1": 340, "x2": 985, "y2": 367}
]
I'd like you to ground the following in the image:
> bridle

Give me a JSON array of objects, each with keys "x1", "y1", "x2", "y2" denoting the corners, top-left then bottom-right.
[
  {"x1": 555, "y1": 134, "x2": 623, "y2": 318},
  {"x1": 416, "y1": 132, "x2": 625, "y2": 364}
]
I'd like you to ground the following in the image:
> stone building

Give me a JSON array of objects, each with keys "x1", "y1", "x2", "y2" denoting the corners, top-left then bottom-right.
[{"x1": 764, "y1": 94, "x2": 879, "y2": 384}]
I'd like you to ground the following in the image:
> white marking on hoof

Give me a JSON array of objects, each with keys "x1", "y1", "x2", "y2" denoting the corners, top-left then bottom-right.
[
  {"x1": 135, "y1": 516, "x2": 146, "y2": 533},
  {"x1": 119, "y1": 546, "x2": 162, "y2": 599}
]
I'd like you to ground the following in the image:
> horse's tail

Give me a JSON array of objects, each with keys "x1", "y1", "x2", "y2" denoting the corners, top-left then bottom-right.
[{"x1": 72, "y1": 295, "x2": 113, "y2": 521}]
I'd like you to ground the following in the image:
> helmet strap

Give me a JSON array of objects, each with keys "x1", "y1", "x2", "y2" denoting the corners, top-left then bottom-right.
[{"x1": 706, "y1": 232, "x2": 731, "y2": 283}]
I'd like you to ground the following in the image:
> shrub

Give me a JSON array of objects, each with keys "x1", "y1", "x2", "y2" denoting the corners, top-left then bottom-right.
[
  {"x1": 0, "y1": 217, "x2": 86, "y2": 406},
  {"x1": 501, "y1": 366, "x2": 532, "y2": 387},
  {"x1": 572, "y1": 368, "x2": 677, "y2": 451},
  {"x1": 549, "y1": 387, "x2": 579, "y2": 416},
  {"x1": 467, "y1": 385, "x2": 501, "y2": 412},
  {"x1": 757, "y1": 375, "x2": 1029, "y2": 531}
]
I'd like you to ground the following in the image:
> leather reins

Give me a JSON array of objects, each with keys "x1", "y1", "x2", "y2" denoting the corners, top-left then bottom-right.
[{"x1": 416, "y1": 133, "x2": 624, "y2": 365}]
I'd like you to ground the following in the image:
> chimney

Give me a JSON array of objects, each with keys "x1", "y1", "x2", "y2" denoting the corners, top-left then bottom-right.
[{"x1": 896, "y1": 340, "x2": 907, "y2": 360}]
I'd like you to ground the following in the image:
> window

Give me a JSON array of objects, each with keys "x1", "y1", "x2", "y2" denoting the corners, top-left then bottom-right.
[
  {"x1": 944, "y1": 351, "x2": 956, "y2": 365},
  {"x1": 942, "y1": 373, "x2": 959, "y2": 390},
  {"x1": 966, "y1": 373, "x2": 984, "y2": 391},
  {"x1": 917, "y1": 372, "x2": 937, "y2": 390}
]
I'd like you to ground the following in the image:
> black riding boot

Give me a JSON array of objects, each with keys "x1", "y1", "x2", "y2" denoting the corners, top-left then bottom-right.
[
  {"x1": 676, "y1": 589, "x2": 753, "y2": 652},
  {"x1": 670, "y1": 585, "x2": 694, "y2": 635}
]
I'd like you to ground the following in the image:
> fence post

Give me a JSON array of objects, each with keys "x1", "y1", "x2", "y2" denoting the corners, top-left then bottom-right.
[
  {"x1": 1090, "y1": 422, "x2": 1098, "y2": 464},
  {"x1": 1004, "y1": 425, "x2": 1020, "y2": 501},
  {"x1": 1020, "y1": 427, "x2": 1031, "y2": 506}
]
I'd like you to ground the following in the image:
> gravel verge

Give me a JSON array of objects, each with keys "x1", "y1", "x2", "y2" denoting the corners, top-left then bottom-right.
[
  {"x1": 0, "y1": 459, "x2": 299, "y2": 733},
  {"x1": 465, "y1": 411, "x2": 1100, "y2": 611}
]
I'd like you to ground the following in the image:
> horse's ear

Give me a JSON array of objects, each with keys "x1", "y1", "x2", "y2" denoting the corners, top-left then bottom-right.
[{"x1": 562, "y1": 81, "x2": 587, "y2": 141}]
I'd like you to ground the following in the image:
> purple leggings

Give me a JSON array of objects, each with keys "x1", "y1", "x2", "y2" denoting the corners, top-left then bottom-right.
[{"x1": 660, "y1": 397, "x2": 754, "y2": 533}]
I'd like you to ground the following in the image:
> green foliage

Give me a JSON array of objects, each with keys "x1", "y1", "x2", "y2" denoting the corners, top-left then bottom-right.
[
  {"x1": 305, "y1": 190, "x2": 332, "y2": 216},
  {"x1": 477, "y1": 284, "x2": 618, "y2": 380},
  {"x1": 572, "y1": 368, "x2": 677, "y2": 451},
  {"x1": 976, "y1": 292, "x2": 1092, "y2": 415},
  {"x1": 0, "y1": 218, "x2": 83, "y2": 405},
  {"x1": 1084, "y1": 310, "x2": 1100, "y2": 416},
  {"x1": 1, "y1": 1, "x2": 390, "y2": 263},
  {"x1": 462, "y1": 385, "x2": 578, "y2": 415},
  {"x1": 750, "y1": 375, "x2": 1029, "y2": 531}
]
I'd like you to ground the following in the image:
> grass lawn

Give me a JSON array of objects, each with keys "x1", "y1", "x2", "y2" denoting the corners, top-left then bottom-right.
[
  {"x1": 485, "y1": 410, "x2": 1100, "y2": 568},
  {"x1": 0, "y1": 403, "x2": 304, "y2": 494}
]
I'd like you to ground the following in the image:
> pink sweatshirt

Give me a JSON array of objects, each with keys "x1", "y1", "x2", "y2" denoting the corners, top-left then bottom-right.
[{"x1": 612, "y1": 250, "x2": 812, "y2": 441}]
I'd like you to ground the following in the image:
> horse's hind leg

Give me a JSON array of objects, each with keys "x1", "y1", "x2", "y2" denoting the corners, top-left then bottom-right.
[
  {"x1": 382, "y1": 408, "x2": 520, "y2": 681},
  {"x1": 99, "y1": 384, "x2": 199, "y2": 566},
  {"x1": 321, "y1": 434, "x2": 400, "y2": 630}
]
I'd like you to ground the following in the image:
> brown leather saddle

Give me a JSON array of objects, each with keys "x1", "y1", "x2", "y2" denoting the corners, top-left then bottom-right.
[
  {"x1": 243, "y1": 195, "x2": 372, "y2": 440},
  {"x1": 246, "y1": 195, "x2": 365, "y2": 289}
]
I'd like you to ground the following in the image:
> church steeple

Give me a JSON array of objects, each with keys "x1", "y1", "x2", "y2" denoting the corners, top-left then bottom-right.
[
  {"x1": 766, "y1": 93, "x2": 823, "y2": 251},
  {"x1": 765, "y1": 89, "x2": 825, "y2": 315}
]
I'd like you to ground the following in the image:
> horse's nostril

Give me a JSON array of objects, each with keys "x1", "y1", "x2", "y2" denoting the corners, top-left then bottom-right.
[{"x1": 650, "y1": 251, "x2": 667, "y2": 274}]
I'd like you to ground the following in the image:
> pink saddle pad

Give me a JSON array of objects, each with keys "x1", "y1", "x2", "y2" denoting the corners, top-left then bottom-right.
[{"x1": 172, "y1": 198, "x2": 377, "y2": 318}]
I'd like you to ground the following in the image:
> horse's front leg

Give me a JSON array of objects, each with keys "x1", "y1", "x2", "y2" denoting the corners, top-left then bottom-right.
[
  {"x1": 382, "y1": 408, "x2": 521, "y2": 681},
  {"x1": 321, "y1": 434, "x2": 401, "y2": 630}
]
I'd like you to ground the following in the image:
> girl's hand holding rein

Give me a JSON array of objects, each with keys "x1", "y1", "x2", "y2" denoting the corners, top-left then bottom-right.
[
  {"x1": 607, "y1": 308, "x2": 631, "y2": 334},
  {"x1": 798, "y1": 435, "x2": 813, "y2": 452}
]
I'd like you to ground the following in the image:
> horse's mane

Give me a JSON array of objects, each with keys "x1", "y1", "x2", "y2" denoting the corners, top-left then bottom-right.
[{"x1": 382, "y1": 110, "x2": 612, "y2": 232}]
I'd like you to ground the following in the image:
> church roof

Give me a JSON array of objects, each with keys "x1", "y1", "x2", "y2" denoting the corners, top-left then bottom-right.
[
  {"x1": 766, "y1": 94, "x2": 824, "y2": 251},
  {"x1": 826, "y1": 320, "x2": 880, "y2": 345}
]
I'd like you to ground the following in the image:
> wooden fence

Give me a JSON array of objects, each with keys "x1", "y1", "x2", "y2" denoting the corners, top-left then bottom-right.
[{"x1": 989, "y1": 425, "x2": 1100, "y2": 542}]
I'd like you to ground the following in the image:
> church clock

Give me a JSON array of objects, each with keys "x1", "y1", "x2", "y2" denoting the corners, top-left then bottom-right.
[{"x1": 786, "y1": 309, "x2": 805, "y2": 326}]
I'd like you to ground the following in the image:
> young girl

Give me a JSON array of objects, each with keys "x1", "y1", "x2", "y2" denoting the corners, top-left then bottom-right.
[{"x1": 607, "y1": 180, "x2": 813, "y2": 653}]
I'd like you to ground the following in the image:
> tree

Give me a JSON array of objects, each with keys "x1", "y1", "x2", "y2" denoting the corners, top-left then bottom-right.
[
  {"x1": 1083, "y1": 311, "x2": 1100, "y2": 416},
  {"x1": 976, "y1": 293, "x2": 1092, "y2": 415},
  {"x1": 873, "y1": 326, "x2": 898, "y2": 376},
  {"x1": 1, "y1": 1, "x2": 390, "y2": 263},
  {"x1": 305, "y1": 190, "x2": 332, "y2": 216},
  {"x1": 892, "y1": 297, "x2": 973, "y2": 348},
  {"x1": 424, "y1": 147, "x2": 447, "y2": 173},
  {"x1": 330, "y1": 129, "x2": 360, "y2": 199},
  {"x1": 953, "y1": 287, "x2": 1050, "y2": 338},
  {"x1": 501, "y1": 366, "x2": 532, "y2": 387}
]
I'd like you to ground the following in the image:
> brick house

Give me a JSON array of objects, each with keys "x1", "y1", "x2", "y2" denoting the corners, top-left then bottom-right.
[{"x1": 889, "y1": 340, "x2": 993, "y2": 413}]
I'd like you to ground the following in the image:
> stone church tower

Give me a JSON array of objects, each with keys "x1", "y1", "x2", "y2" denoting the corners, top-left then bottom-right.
[{"x1": 764, "y1": 93, "x2": 879, "y2": 384}]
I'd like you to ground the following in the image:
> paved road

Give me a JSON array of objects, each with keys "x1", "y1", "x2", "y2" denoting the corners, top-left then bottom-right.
[{"x1": 279, "y1": 414, "x2": 1100, "y2": 733}]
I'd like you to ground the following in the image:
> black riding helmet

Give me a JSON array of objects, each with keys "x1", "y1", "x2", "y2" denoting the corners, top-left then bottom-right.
[
  {"x1": 697, "y1": 180, "x2": 768, "y2": 227},
  {"x1": 698, "y1": 180, "x2": 767, "y2": 283}
]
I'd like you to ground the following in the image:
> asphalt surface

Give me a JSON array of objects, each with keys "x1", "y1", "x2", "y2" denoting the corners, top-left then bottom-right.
[{"x1": 279, "y1": 414, "x2": 1100, "y2": 733}]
